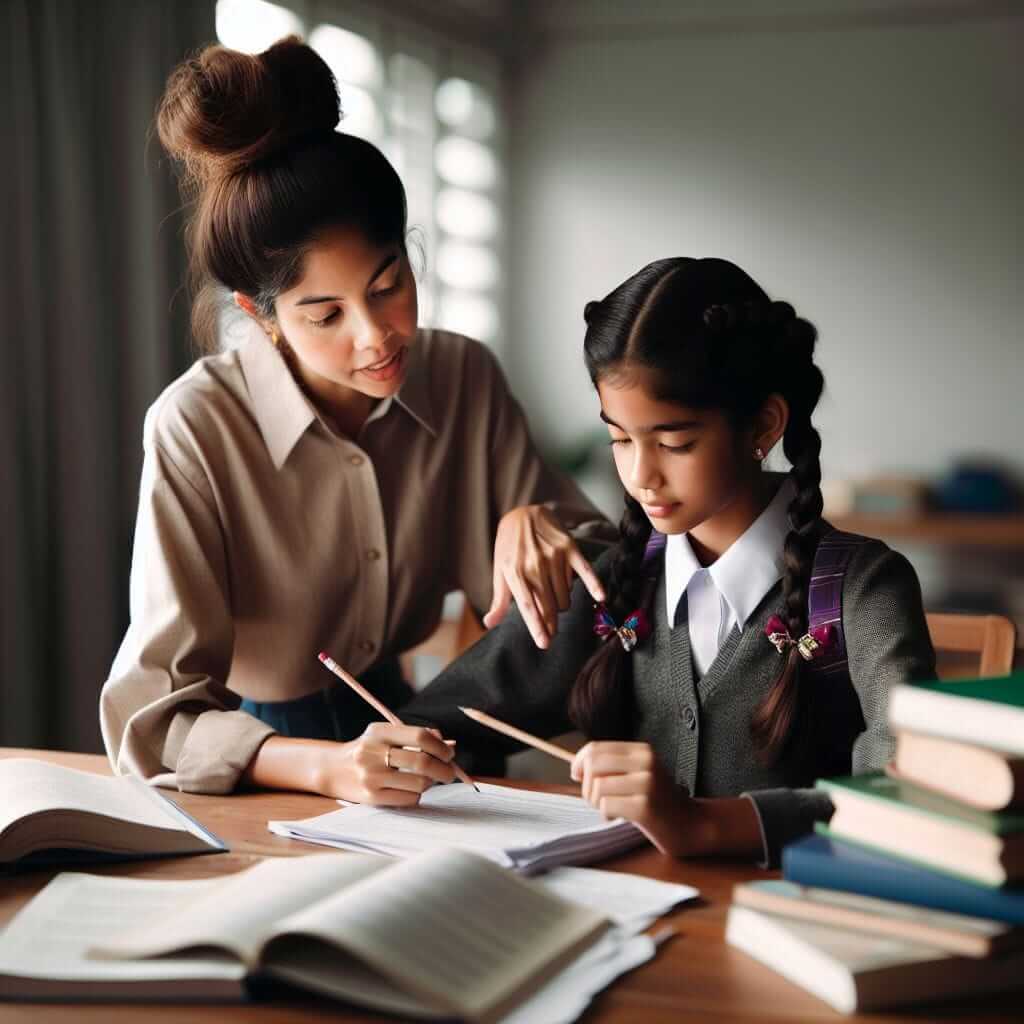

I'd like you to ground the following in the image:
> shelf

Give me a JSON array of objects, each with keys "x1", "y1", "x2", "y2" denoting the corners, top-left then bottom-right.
[{"x1": 827, "y1": 513, "x2": 1024, "y2": 547}]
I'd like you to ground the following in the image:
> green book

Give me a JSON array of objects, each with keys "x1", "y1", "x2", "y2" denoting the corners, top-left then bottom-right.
[
  {"x1": 889, "y1": 673, "x2": 1024, "y2": 756},
  {"x1": 816, "y1": 773, "x2": 1024, "y2": 887},
  {"x1": 818, "y1": 774, "x2": 1024, "y2": 835}
]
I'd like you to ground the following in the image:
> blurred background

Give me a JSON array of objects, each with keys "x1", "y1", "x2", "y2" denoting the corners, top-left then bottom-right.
[{"x1": 2, "y1": 0, "x2": 1022, "y2": 755}]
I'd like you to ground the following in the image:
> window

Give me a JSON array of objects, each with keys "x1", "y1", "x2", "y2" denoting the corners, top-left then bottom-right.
[{"x1": 215, "y1": 0, "x2": 504, "y2": 349}]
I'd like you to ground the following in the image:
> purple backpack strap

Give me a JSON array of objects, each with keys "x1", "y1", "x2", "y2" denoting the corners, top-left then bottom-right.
[
  {"x1": 643, "y1": 530, "x2": 667, "y2": 566},
  {"x1": 806, "y1": 529, "x2": 871, "y2": 681}
]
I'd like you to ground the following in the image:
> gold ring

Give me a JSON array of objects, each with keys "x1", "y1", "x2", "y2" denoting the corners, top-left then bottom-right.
[{"x1": 385, "y1": 746, "x2": 393, "y2": 770}]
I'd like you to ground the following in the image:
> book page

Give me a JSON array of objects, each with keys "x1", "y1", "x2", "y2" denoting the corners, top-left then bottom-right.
[
  {"x1": 0, "y1": 872, "x2": 243, "y2": 985},
  {"x1": 0, "y1": 759, "x2": 198, "y2": 839},
  {"x1": 536, "y1": 866, "x2": 699, "y2": 928},
  {"x1": 264, "y1": 847, "x2": 608, "y2": 1021},
  {"x1": 93, "y1": 853, "x2": 386, "y2": 966},
  {"x1": 270, "y1": 782, "x2": 637, "y2": 860}
]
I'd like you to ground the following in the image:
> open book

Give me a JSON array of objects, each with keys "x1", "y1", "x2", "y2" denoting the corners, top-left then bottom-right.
[
  {"x1": 0, "y1": 850, "x2": 609, "y2": 1022},
  {"x1": 0, "y1": 758, "x2": 225, "y2": 865},
  {"x1": 269, "y1": 781, "x2": 646, "y2": 872}
]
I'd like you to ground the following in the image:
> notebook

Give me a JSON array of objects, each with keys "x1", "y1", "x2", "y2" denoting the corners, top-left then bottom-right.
[
  {"x1": 0, "y1": 849, "x2": 608, "y2": 1022},
  {"x1": 0, "y1": 758, "x2": 225, "y2": 866},
  {"x1": 268, "y1": 782, "x2": 646, "y2": 872}
]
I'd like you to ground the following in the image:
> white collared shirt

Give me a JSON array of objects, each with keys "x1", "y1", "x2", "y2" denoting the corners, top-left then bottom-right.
[{"x1": 665, "y1": 478, "x2": 796, "y2": 677}]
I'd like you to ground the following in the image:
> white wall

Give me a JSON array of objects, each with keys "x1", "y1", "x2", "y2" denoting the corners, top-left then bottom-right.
[{"x1": 504, "y1": 5, "x2": 1024, "y2": 493}]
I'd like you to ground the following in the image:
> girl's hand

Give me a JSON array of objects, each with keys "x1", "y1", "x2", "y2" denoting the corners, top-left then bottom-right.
[
  {"x1": 571, "y1": 741, "x2": 707, "y2": 856},
  {"x1": 313, "y1": 723, "x2": 457, "y2": 805},
  {"x1": 484, "y1": 504, "x2": 605, "y2": 649},
  {"x1": 570, "y1": 741, "x2": 765, "y2": 858}
]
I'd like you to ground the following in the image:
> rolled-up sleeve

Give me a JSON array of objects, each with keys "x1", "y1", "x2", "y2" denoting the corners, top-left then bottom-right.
[
  {"x1": 100, "y1": 440, "x2": 274, "y2": 794},
  {"x1": 743, "y1": 539, "x2": 936, "y2": 867}
]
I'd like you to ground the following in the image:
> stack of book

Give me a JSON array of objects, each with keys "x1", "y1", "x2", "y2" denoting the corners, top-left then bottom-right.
[{"x1": 726, "y1": 671, "x2": 1024, "y2": 1014}]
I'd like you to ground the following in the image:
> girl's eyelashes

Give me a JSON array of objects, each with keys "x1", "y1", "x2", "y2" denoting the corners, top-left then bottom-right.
[
  {"x1": 607, "y1": 437, "x2": 696, "y2": 453},
  {"x1": 307, "y1": 308, "x2": 340, "y2": 328}
]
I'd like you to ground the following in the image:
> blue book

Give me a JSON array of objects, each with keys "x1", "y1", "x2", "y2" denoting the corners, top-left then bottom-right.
[{"x1": 782, "y1": 835, "x2": 1024, "y2": 926}]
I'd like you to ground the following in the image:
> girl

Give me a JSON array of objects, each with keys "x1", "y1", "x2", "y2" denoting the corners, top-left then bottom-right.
[
  {"x1": 100, "y1": 37, "x2": 612, "y2": 803},
  {"x1": 403, "y1": 257, "x2": 936, "y2": 865}
]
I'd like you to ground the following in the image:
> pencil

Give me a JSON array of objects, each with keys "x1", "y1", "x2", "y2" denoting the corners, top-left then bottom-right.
[
  {"x1": 459, "y1": 707, "x2": 576, "y2": 764},
  {"x1": 317, "y1": 652, "x2": 479, "y2": 792}
]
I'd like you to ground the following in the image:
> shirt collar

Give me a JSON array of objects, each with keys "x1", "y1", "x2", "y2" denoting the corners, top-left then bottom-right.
[
  {"x1": 239, "y1": 328, "x2": 316, "y2": 471},
  {"x1": 665, "y1": 475, "x2": 795, "y2": 629},
  {"x1": 239, "y1": 328, "x2": 437, "y2": 470},
  {"x1": 391, "y1": 335, "x2": 437, "y2": 437}
]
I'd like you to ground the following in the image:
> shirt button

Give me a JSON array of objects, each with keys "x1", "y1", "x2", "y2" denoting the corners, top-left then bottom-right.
[
  {"x1": 684, "y1": 706, "x2": 697, "y2": 730},
  {"x1": 348, "y1": 454, "x2": 365, "y2": 467},
  {"x1": 366, "y1": 548, "x2": 381, "y2": 561},
  {"x1": 359, "y1": 640, "x2": 376, "y2": 654}
]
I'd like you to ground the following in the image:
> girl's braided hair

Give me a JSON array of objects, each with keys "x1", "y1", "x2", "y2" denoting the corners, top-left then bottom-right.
[{"x1": 569, "y1": 258, "x2": 824, "y2": 764}]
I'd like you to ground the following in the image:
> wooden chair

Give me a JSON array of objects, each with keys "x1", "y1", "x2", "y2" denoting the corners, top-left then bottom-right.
[
  {"x1": 925, "y1": 612, "x2": 1017, "y2": 680},
  {"x1": 454, "y1": 600, "x2": 487, "y2": 656},
  {"x1": 400, "y1": 597, "x2": 486, "y2": 688}
]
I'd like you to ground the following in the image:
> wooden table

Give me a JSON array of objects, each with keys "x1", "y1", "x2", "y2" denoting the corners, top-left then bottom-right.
[{"x1": 1, "y1": 749, "x2": 1019, "y2": 1023}]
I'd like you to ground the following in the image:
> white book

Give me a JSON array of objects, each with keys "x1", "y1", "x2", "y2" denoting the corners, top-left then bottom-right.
[
  {"x1": 733, "y1": 880, "x2": 1022, "y2": 958},
  {"x1": 726, "y1": 904, "x2": 1024, "y2": 1014},
  {"x1": 0, "y1": 758, "x2": 224, "y2": 864},
  {"x1": 0, "y1": 850, "x2": 609, "y2": 1022},
  {"x1": 888, "y1": 679, "x2": 1024, "y2": 757},
  {"x1": 268, "y1": 781, "x2": 645, "y2": 872}
]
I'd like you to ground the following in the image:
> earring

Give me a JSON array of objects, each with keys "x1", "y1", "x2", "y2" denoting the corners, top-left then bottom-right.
[
  {"x1": 270, "y1": 329, "x2": 281, "y2": 348},
  {"x1": 753, "y1": 446, "x2": 765, "y2": 461}
]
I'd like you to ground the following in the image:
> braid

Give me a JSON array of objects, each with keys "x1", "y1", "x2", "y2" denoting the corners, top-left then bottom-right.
[
  {"x1": 750, "y1": 315, "x2": 825, "y2": 764},
  {"x1": 568, "y1": 494, "x2": 652, "y2": 739},
  {"x1": 605, "y1": 493, "x2": 652, "y2": 621}
]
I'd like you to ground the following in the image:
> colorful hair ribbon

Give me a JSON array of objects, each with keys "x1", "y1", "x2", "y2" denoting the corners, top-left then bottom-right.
[{"x1": 765, "y1": 614, "x2": 834, "y2": 661}]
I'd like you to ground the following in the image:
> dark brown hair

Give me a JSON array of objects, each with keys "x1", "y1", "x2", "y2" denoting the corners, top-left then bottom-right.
[
  {"x1": 569, "y1": 258, "x2": 824, "y2": 766},
  {"x1": 157, "y1": 36, "x2": 407, "y2": 351}
]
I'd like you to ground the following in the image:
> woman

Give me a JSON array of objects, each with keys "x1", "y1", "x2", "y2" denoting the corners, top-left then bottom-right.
[{"x1": 100, "y1": 36, "x2": 611, "y2": 802}]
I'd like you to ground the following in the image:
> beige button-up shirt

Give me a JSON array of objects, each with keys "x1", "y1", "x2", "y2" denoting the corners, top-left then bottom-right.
[{"x1": 101, "y1": 328, "x2": 611, "y2": 794}]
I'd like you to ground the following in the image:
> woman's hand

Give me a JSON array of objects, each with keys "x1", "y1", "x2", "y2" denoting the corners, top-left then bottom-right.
[
  {"x1": 315, "y1": 723, "x2": 457, "y2": 805},
  {"x1": 246, "y1": 725, "x2": 456, "y2": 805},
  {"x1": 570, "y1": 741, "x2": 764, "y2": 858},
  {"x1": 484, "y1": 504, "x2": 605, "y2": 649}
]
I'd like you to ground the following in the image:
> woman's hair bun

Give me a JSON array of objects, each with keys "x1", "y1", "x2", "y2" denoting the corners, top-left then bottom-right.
[
  {"x1": 583, "y1": 300, "x2": 601, "y2": 324},
  {"x1": 702, "y1": 303, "x2": 736, "y2": 332},
  {"x1": 157, "y1": 35, "x2": 339, "y2": 183}
]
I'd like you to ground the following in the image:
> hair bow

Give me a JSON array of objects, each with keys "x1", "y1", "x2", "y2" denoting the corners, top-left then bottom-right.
[
  {"x1": 765, "y1": 614, "x2": 834, "y2": 662},
  {"x1": 594, "y1": 604, "x2": 651, "y2": 652}
]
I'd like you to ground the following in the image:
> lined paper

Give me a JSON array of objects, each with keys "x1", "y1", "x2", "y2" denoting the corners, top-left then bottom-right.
[
  {"x1": 273, "y1": 848, "x2": 607, "y2": 1019},
  {"x1": 536, "y1": 866, "x2": 699, "y2": 927},
  {"x1": 0, "y1": 873, "x2": 241, "y2": 984},
  {"x1": 0, "y1": 760, "x2": 187, "y2": 834},
  {"x1": 269, "y1": 782, "x2": 645, "y2": 870}
]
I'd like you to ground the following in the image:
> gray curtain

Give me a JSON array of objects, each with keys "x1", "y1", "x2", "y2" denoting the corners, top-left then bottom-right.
[{"x1": 1, "y1": 0, "x2": 216, "y2": 752}]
